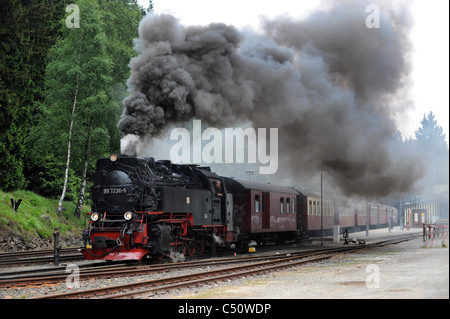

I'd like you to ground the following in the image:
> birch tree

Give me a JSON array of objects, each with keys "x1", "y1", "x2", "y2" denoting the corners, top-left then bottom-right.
[
  {"x1": 73, "y1": 0, "x2": 144, "y2": 218},
  {"x1": 30, "y1": 0, "x2": 145, "y2": 217},
  {"x1": 31, "y1": 0, "x2": 112, "y2": 215}
]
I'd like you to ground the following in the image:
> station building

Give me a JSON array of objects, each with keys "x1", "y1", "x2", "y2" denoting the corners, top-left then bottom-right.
[{"x1": 399, "y1": 185, "x2": 449, "y2": 228}]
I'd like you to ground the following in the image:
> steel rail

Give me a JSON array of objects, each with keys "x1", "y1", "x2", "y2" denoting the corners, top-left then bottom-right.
[
  {"x1": 0, "y1": 246, "x2": 350, "y2": 288},
  {"x1": 0, "y1": 247, "x2": 80, "y2": 260},
  {"x1": 0, "y1": 248, "x2": 83, "y2": 267},
  {"x1": 30, "y1": 235, "x2": 419, "y2": 299}
]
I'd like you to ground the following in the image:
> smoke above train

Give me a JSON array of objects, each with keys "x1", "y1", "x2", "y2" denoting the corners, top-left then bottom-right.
[{"x1": 118, "y1": 0, "x2": 424, "y2": 199}]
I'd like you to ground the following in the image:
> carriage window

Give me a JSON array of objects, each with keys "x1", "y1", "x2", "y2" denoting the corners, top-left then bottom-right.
[
  {"x1": 309, "y1": 200, "x2": 312, "y2": 215},
  {"x1": 255, "y1": 194, "x2": 260, "y2": 213},
  {"x1": 292, "y1": 198, "x2": 296, "y2": 214},
  {"x1": 286, "y1": 197, "x2": 290, "y2": 214},
  {"x1": 280, "y1": 197, "x2": 284, "y2": 214}
]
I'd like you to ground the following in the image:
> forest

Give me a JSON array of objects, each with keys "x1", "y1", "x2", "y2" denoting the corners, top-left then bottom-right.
[
  {"x1": 0, "y1": 0, "x2": 448, "y2": 220},
  {"x1": 1, "y1": 0, "x2": 152, "y2": 218}
]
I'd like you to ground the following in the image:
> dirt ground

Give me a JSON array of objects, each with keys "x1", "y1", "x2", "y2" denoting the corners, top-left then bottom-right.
[{"x1": 162, "y1": 236, "x2": 449, "y2": 299}]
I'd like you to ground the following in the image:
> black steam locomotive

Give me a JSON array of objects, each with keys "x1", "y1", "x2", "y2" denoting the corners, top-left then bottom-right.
[
  {"x1": 82, "y1": 154, "x2": 231, "y2": 261},
  {"x1": 81, "y1": 154, "x2": 396, "y2": 261}
]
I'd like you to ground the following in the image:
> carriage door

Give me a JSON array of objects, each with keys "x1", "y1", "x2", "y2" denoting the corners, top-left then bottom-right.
[
  {"x1": 262, "y1": 192, "x2": 270, "y2": 229},
  {"x1": 211, "y1": 179, "x2": 223, "y2": 225}
]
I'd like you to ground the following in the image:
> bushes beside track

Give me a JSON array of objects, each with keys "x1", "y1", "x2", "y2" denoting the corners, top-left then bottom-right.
[{"x1": 0, "y1": 190, "x2": 87, "y2": 240}]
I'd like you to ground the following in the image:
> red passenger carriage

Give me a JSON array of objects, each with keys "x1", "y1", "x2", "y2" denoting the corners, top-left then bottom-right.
[{"x1": 223, "y1": 178, "x2": 299, "y2": 245}]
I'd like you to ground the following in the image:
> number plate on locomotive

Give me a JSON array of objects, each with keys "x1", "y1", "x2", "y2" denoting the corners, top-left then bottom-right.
[{"x1": 103, "y1": 187, "x2": 127, "y2": 194}]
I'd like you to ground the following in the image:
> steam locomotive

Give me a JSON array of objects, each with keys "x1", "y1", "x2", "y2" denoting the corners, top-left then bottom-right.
[{"x1": 81, "y1": 154, "x2": 397, "y2": 261}]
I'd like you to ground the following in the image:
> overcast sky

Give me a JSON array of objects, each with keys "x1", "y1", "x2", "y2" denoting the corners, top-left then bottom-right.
[{"x1": 138, "y1": 0, "x2": 449, "y2": 144}]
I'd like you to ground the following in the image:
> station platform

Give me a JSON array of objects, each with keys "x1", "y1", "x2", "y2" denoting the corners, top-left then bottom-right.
[{"x1": 310, "y1": 226, "x2": 423, "y2": 245}]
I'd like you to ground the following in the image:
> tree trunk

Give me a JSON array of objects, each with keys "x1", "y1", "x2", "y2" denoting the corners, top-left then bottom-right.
[
  {"x1": 57, "y1": 35, "x2": 83, "y2": 216},
  {"x1": 57, "y1": 77, "x2": 79, "y2": 216},
  {"x1": 74, "y1": 119, "x2": 93, "y2": 219}
]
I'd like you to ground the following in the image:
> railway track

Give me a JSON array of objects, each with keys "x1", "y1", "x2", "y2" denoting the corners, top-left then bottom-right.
[
  {"x1": 0, "y1": 246, "x2": 344, "y2": 288},
  {"x1": 0, "y1": 248, "x2": 83, "y2": 267},
  {"x1": 28, "y1": 234, "x2": 419, "y2": 299}
]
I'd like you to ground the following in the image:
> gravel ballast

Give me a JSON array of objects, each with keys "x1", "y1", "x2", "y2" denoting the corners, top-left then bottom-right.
[
  {"x1": 0, "y1": 230, "x2": 448, "y2": 299},
  {"x1": 161, "y1": 236, "x2": 449, "y2": 299}
]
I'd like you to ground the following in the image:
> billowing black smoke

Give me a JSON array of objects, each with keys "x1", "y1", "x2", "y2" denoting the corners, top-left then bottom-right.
[{"x1": 118, "y1": 0, "x2": 424, "y2": 198}]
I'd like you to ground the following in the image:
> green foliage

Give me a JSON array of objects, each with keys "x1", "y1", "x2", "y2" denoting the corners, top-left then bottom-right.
[
  {"x1": 1, "y1": 0, "x2": 150, "y2": 224},
  {"x1": 414, "y1": 112, "x2": 449, "y2": 187},
  {"x1": 28, "y1": 155, "x2": 81, "y2": 200},
  {"x1": 415, "y1": 112, "x2": 448, "y2": 152},
  {"x1": 0, "y1": 0, "x2": 69, "y2": 191},
  {"x1": 0, "y1": 189, "x2": 87, "y2": 238},
  {"x1": 27, "y1": 0, "x2": 145, "y2": 200},
  {"x1": 99, "y1": 0, "x2": 144, "y2": 83}
]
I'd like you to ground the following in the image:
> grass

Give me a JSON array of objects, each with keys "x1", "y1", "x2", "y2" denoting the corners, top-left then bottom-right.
[{"x1": 0, "y1": 189, "x2": 89, "y2": 239}]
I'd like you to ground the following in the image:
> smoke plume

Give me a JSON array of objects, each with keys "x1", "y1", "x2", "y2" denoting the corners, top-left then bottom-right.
[{"x1": 118, "y1": 0, "x2": 424, "y2": 198}]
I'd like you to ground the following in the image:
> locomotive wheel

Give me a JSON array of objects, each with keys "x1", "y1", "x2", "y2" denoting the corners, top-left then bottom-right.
[
  {"x1": 184, "y1": 241, "x2": 195, "y2": 257},
  {"x1": 195, "y1": 238, "x2": 205, "y2": 255}
]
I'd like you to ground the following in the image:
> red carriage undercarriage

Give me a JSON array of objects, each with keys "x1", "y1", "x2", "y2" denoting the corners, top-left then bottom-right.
[{"x1": 81, "y1": 211, "x2": 232, "y2": 262}]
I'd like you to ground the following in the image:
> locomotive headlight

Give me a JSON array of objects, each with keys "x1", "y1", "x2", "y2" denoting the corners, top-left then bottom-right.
[
  {"x1": 124, "y1": 211, "x2": 133, "y2": 221},
  {"x1": 91, "y1": 212, "x2": 100, "y2": 222},
  {"x1": 109, "y1": 154, "x2": 118, "y2": 162}
]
